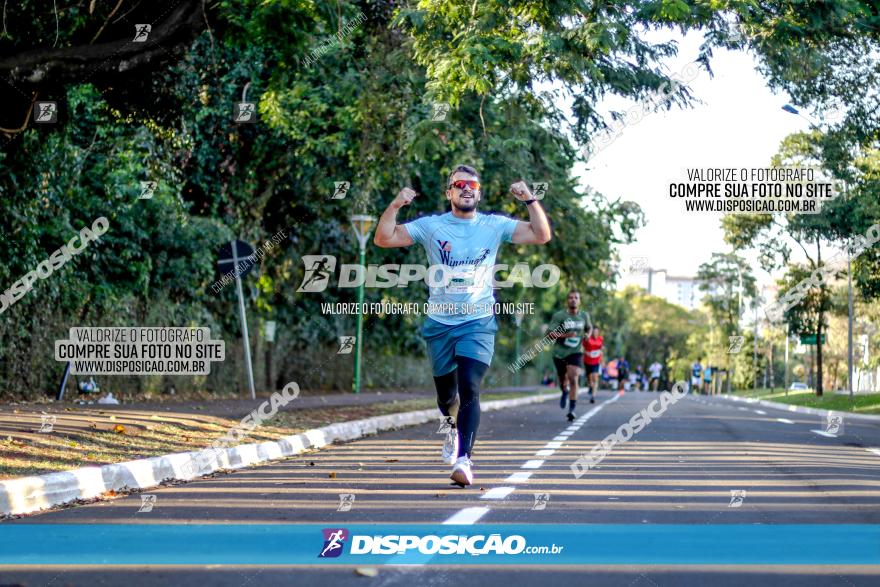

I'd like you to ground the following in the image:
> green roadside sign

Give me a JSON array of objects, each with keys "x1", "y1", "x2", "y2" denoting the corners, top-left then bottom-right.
[{"x1": 800, "y1": 334, "x2": 827, "y2": 345}]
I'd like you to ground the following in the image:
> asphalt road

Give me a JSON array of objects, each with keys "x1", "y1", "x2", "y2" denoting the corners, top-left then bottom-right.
[{"x1": 2, "y1": 388, "x2": 880, "y2": 586}]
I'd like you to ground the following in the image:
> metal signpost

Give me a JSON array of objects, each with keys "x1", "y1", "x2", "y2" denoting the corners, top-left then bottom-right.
[{"x1": 217, "y1": 240, "x2": 257, "y2": 400}]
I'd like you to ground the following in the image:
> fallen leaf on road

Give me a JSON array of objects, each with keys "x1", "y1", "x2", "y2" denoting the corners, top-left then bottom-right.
[
  {"x1": 355, "y1": 567, "x2": 378, "y2": 577},
  {"x1": 385, "y1": 458, "x2": 399, "y2": 463},
  {"x1": 309, "y1": 461, "x2": 315, "y2": 466},
  {"x1": 113, "y1": 424, "x2": 126, "y2": 434},
  {"x1": 109, "y1": 415, "x2": 116, "y2": 421},
  {"x1": 328, "y1": 472, "x2": 337, "y2": 478}
]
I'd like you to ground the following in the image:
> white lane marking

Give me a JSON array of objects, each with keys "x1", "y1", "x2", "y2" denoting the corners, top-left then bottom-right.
[
  {"x1": 522, "y1": 460, "x2": 545, "y2": 469},
  {"x1": 565, "y1": 426, "x2": 579, "y2": 432},
  {"x1": 788, "y1": 405, "x2": 798, "y2": 412},
  {"x1": 866, "y1": 448, "x2": 880, "y2": 457},
  {"x1": 544, "y1": 441, "x2": 563, "y2": 449},
  {"x1": 776, "y1": 418, "x2": 795, "y2": 424},
  {"x1": 443, "y1": 507, "x2": 490, "y2": 525},
  {"x1": 811, "y1": 429, "x2": 838, "y2": 438},
  {"x1": 535, "y1": 449, "x2": 555, "y2": 457},
  {"x1": 737, "y1": 407, "x2": 749, "y2": 411},
  {"x1": 754, "y1": 410, "x2": 767, "y2": 415},
  {"x1": 505, "y1": 471, "x2": 532, "y2": 483},
  {"x1": 480, "y1": 487, "x2": 515, "y2": 500},
  {"x1": 552, "y1": 435, "x2": 569, "y2": 441}
]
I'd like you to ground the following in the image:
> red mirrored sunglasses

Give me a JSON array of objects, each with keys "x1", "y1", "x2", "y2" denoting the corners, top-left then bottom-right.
[{"x1": 448, "y1": 180, "x2": 480, "y2": 191}]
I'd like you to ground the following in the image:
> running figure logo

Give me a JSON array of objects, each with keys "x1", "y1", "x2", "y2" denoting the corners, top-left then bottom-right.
[
  {"x1": 34, "y1": 102, "x2": 57, "y2": 123},
  {"x1": 432, "y1": 102, "x2": 450, "y2": 121},
  {"x1": 531, "y1": 182, "x2": 548, "y2": 200},
  {"x1": 137, "y1": 495, "x2": 157, "y2": 513},
  {"x1": 825, "y1": 412, "x2": 843, "y2": 435},
  {"x1": 728, "y1": 336, "x2": 745, "y2": 354},
  {"x1": 233, "y1": 102, "x2": 257, "y2": 123},
  {"x1": 728, "y1": 489, "x2": 746, "y2": 508},
  {"x1": 337, "y1": 336, "x2": 356, "y2": 354},
  {"x1": 318, "y1": 528, "x2": 349, "y2": 558},
  {"x1": 38, "y1": 414, "x2": 56, "y2": 433},
  {"x1": 331, "y1": 181, "x2": 350, "y2": 200},
  {"x1": 133, "y1": 24, "x2": 151, "y2": 42},
  {"x1": 532, "y1": 492, "x2": 550, "y2": 511},
  {"x1": 139, "y1": 181, "x2": 157, "y2": 200},
  {"x1": 337, "y1": 494, "x2": 355, "y2": 512},
  {"x1": 297, "y1": 255, "x2": 337, "y2": 292}
]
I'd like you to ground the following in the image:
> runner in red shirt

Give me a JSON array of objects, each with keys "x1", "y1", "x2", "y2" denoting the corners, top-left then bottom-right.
[{"x1": 582, "y1": 327, "x2": 603, "y2": 404}]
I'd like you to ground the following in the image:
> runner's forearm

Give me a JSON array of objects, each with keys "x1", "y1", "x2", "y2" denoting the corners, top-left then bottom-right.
[
  {"x1": 525, "y1": 201, "x2": 551, "y2": 242},
  {"x1": 375, "y1": 202, "x2": 402, "y2": 244}
]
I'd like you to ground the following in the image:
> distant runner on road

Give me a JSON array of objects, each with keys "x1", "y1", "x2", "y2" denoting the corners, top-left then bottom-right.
[
  {"x1": 374, "y1": 164, "x2": 551, "y2": 487},
  {"x1": 582, "y1": 326, "x2": 603, "y2": 403},
  {"x1": 691, "y1": 358, "x2": 703, "y2": 394},
  {"x1": 648, "y1": 360, "x2": 662, "y2": 391},
  {"x1": 548, "y1": 291, "x2": 591, "y2": 421}
]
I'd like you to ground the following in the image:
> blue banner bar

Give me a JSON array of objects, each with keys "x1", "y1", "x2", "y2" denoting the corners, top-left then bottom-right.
[{"x1": 0, "y1": 524, "x2": 878, "y2": 565}]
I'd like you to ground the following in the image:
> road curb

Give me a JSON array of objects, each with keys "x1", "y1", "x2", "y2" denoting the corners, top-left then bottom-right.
[
  {"x1": 0, "y1": 392, "x2": 553, "y2": 516},
  {"x1": 722, "y1": 394, "x2": 880, "y2": 423}
]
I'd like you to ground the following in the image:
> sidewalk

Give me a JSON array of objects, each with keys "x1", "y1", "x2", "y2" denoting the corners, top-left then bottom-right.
[{"x1": 0, "y1": 386, "x2": 540, "y2": 480}]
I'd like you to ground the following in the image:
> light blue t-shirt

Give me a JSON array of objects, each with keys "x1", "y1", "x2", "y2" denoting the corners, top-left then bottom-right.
[{"x1": 404, "y1": 211, "x2": 518, "y2": 325}]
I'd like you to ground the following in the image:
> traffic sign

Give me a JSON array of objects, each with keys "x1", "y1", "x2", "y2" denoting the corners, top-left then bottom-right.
[
  {"x1": 800, "y1": 334, "x2": 826, "y2": 345},
  {"x1": 216, "y1": 240, "x2": 256, "y2": 277}
]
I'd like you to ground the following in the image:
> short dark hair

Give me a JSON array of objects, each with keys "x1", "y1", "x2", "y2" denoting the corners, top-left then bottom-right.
[{"x1": 447, "y1": 164, "x2": 480, "y2": 186}]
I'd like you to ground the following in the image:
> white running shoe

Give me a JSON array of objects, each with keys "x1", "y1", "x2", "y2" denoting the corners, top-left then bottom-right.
[
  {"x1": 441, "y1": 418, "x2": 458, "y2": 465},
  {"x1": 450, "y1": 456, "x2": 474, "y2": 486}
]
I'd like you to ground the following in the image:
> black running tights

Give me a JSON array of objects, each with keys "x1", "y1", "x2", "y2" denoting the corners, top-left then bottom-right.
[{"x1": 433, "y1": 356, "x2": 489, "y2": 458}]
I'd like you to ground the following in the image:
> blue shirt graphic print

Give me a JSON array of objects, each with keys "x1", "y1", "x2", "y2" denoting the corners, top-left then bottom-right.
[{"x1": 404, "y1": 211, "x2": 518, "y2": 325}]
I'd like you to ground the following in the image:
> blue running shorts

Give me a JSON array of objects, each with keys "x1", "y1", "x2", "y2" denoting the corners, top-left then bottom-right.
[{"x1": 421, "y1": 315, "x2": 497, "y2": 376}]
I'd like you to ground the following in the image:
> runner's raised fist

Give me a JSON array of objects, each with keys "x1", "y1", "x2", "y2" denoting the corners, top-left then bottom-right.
[
  {"x1": 509, "y1": 181, "x2": 532, "y2": 201},
  {"x1": 394, "y1": 187, "x2": 417, "y2": 208}
]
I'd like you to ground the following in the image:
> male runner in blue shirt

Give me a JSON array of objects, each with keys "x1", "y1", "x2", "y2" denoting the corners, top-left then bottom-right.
[{"x1": 374, "y1": 164, "x2": 552, "y2": 486}]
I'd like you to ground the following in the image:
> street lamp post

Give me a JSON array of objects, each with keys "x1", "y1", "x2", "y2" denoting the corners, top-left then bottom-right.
[
  {"x1": 350, "y1": 214, "x2": 376, "y2": 394},
  {"x1": 782, "y1": 104, "x2": 855, "y2": 398}
]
